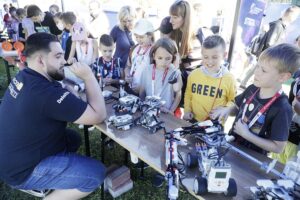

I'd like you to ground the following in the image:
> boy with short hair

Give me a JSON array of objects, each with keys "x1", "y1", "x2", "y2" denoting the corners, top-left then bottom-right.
[
  {"x1": 60, "y1": 12, "x2": 77, "y2": 60},
  {"x1": 214, "y1": 43, "x2": 300, "y2": 154},
  {"x1": 183, "y1": 35, "x2": 236, "y2": 122},
  {"x1": 92, "y1": 34, "x2": 122, "y2": 87}
]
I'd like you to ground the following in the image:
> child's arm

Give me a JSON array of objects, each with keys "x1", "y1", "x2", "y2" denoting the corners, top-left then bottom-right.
[
  {"x1": 292, "y1": 98, "x2": 300, "y2": 115},
  {"x1": 139, "y1": 69, "x2": 146, "y2": 100},
  {"x1": 210, "y1": 75, "x2": 237, "y2": 121},
  {"x1": 139, "y1": 85, "x2": 146, "y2": 100},
  {"x1": 183, "y1": 74, "x2": 194, "y2": 120},
  {"x1": 124, "y1": 58, "x2": 132, "y2": 84},
  {"x1": 210, "y1": 104, "x2": 238, "y2": 121},
  {"x1": 67, "y1": 42, "x2": 76, "y2": 64},
  {"x1": 169, "y1": 73, "x2": 183, "y2": 113},
  {"x1": 24, "y1": 28, "x2": 29, "y2": 40},
  {"x1": 92, "y1": 39, "x2": 99, "y2": 62},
  {"x1": 226, "y1": 75, "x2": 237, "y2": 106},
  {"x1": 233, "y1": 118, "x2": 286, "y2": 153}
]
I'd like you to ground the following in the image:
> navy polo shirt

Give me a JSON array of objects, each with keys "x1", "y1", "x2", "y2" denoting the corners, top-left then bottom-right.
[{"x1": 0, "y1": 67, "x2": 87, "y2": 186}]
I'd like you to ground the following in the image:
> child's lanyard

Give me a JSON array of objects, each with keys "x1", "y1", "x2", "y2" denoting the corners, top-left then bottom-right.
[
  {"x1": 130, "y1": 45, "x2": 151, "y2": 77},
  {"x1": 102, "y1": 58, "x2": 114, "y2": 78},
  {"x1": 242, "y1": 88, "x2": 283, "y2": 128},
  {"x1": 151, "y1": 64, "x2": 169, "y2": 96},
  {"x1": 203, "y1": 77, "x2": 223, "y2": 120}
]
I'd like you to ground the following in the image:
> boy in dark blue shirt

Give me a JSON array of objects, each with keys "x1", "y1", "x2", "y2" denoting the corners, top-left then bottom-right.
[
  {"x1": 213, "y1": 44, "x2": 300, "y2": 154},
  {"x1": 92, "y1": 34, "x2": 122, "y2": 88}
]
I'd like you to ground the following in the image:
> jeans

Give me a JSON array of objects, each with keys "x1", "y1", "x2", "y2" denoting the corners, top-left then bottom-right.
[{"x1": 12, "y1": 129, "x2": 106, "y2": 193}]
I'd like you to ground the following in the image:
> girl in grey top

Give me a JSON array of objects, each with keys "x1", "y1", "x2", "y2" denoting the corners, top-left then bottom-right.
[{"x1": 139, "y1": 38, "x2": 182, "y2": 115}]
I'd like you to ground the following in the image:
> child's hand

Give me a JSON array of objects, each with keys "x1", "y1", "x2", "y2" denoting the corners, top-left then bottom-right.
[
  {"x1": 183, "y1": 112, "x2": 193, "y2": 120},
  {"x1": 67, "y1": 57, "x2": 77, "y2": 65},
  {"x1": 210, "y1": 106, "x2": 230, "y2": 122},
  {"x1": 125, "y1": 75, "x2": 133, "y2": 84},
  {"x1": 233, "y1": 118, "x2": 250, "y2": 138},
  {"x1": 292, "y1": 97, "x2": 300, "y2": 107}
]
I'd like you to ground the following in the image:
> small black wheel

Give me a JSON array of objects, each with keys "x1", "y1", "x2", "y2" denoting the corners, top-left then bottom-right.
[
  {"x1": 187, "y1": 152, "x2": 198, "y2": 168},
  {"x1": 193, "y1": 177, "x2": 208, "y2": 195},
  {"x1": 224, "y1": 178, "x2": 237, "y2": 197}
]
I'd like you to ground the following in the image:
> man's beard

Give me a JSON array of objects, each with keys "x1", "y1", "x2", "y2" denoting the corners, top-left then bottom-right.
[{"x1": 47, "y1": 67, "x2": 65, "y2": 81}]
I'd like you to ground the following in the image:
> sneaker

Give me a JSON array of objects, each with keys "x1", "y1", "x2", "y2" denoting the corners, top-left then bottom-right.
[
  {"x1": 78, "y1": 124, "x2": 84, "y2": 129},
  {"x1": 134, "y1": 161, "x2": 149, "y2": 169},
  {"x1": 88, "y1": 126, "x2": 95, "y2": 131},
  {"x1": 19, "y1": 189, "x2": 51, "y2": 198},
  {"x1": 152, "y1": 174, "x2": 165, "y2": 188}
]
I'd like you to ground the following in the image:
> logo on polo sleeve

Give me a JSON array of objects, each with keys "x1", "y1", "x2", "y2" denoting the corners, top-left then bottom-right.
[{"x1": 57, "y1": 91, "x2": 70, "y2": 104}]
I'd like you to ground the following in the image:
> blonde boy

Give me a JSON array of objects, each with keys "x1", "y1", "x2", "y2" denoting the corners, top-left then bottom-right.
[{"x1": 214, "y1": 44, "x2": 300, "y2": 154}]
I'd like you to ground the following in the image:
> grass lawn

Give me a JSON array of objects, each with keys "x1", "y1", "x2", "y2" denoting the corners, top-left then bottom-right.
[{"x1": 0, "y1": 59, "x2": 196, "y2": 200}]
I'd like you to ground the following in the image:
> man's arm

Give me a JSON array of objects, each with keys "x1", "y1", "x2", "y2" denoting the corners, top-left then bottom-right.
[{"x1": 69, "y1": 62, "x2": 107, "y2": 124}]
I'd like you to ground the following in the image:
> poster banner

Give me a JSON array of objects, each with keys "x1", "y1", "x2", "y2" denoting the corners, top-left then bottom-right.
[{"x1": 238, "y1": 0, "x2": 267, "y2": 46}]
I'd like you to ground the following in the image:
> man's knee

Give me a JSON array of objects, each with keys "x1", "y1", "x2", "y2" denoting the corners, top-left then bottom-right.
[
  {"x1": 90, "y1": 160, "x2": 106, "y2": 186},
  {"x1": 79, "y1": 159, "x2": 106, "y2": 192}
]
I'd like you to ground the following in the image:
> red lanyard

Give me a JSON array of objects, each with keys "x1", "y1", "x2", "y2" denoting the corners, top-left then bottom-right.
[
  {"x1": 102, "y1": 58, "x2": 114, "y2": 76},
  {"x1": 242, "y1": 88, "x2": 283, "y2": 128},
  {"x1": 131, "y1": 45, "x2": 151, "y2": 77},
  {"x1": 137, "y1": 45, "x2": 151, "y2": 55},
  {"x1": 96, "y1": 58, "x2": 114, "y2": 82},
  {"x1": 151, "y1": 64, "x2": 169, "y2": 96}
]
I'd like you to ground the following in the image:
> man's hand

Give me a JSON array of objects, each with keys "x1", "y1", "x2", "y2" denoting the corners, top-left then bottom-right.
[
  {"x1": 233, "y1": 118, "x2": 251, "y2": 138},
  {"x1": 68, "y1": 62, "x2": 94, "y2": 81},
  {"x1": 67, "y1": 57, "x2": 77, "y2": 65},
  {"x1": 183, "y1": 112, "x2": 193, "y2": 120}
]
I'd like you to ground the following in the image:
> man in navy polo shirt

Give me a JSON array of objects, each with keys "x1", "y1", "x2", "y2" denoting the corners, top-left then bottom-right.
[{"x1": 0, "y1": 32, "x2": 107, "y2": 199}]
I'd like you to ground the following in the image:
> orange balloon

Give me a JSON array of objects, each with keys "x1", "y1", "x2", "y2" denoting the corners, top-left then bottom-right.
[
  {"x1": 2, "y1": 41, "x2": 13, "y2": 51},
  {"x1": 13, "y1": 41, "x2": 24, "y2": 52}
]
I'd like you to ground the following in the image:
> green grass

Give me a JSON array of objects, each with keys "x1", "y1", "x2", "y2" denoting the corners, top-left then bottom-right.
[{"x1": 0, "y1": 59, "x2": 196, "y2": 200}]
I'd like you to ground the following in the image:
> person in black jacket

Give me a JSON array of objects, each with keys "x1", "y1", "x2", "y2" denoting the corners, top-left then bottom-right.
[
  {"x1": 239, "y1": 6, "x2": 300, "y2": 89},
  {"x1": 264, "y1": 6, "x2": 300, "y2": 50},
  {"x1": 27, "y1": 4, "x2": 62, "y2": 36}
]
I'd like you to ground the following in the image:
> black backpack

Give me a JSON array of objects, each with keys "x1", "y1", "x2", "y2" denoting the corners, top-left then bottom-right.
[{"x1": 248, "y1": 31, "x2": 268, "y2": 57}]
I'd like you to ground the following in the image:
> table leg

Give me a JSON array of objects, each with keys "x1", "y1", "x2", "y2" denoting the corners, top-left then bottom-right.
[
  {"x1": 83, "y1": 125, "x2": 90, "y2": 157},
  {"x1": 140, "y1": 161, "x2": 145, "y2": 180},
  {"x1": 101, "y1": 132, "x2": 106, "y2": 162},
  {"x1": 3, "y1": 60, "x2": 12, "y2": 85},
  {"x1": 100, "y1": 132, "x2": 106, "y2": 200},
  {"x1": 124, "y1": 149, "x2": 129, "y2": 166}
]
